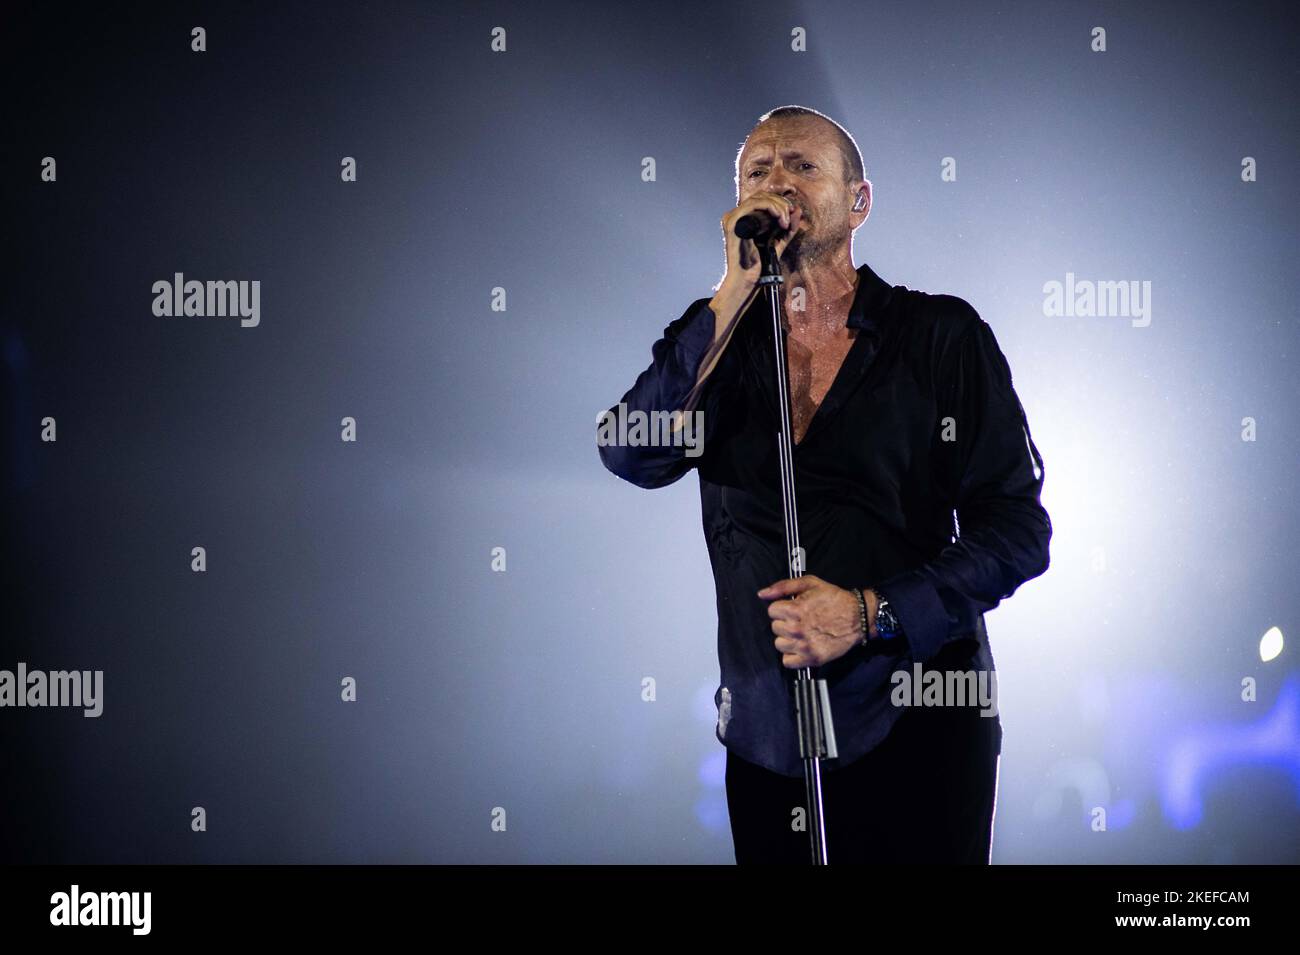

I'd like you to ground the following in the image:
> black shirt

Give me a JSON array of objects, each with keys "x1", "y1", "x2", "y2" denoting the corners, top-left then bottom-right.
[{"x1": 597, "y1": 260, "x2": 1052, "y2": 777}]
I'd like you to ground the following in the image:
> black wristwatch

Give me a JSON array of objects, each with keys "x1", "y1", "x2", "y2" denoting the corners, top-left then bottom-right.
[{"x1": 874, "y1": 590, "x2": 902, "y2": 640}]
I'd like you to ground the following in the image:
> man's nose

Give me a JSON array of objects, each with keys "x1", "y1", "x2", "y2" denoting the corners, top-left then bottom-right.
[
  {"x1": 761, "y1": 174, "x2": 798, "y2": 203},
  {"x1": 762, "y1": 169, "x2": 791, "y2": 190}
]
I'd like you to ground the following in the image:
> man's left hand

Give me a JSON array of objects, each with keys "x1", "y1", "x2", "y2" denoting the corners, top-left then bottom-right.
[{"x1": 757, "y1": 575, "x2": 877, "y2": 668}]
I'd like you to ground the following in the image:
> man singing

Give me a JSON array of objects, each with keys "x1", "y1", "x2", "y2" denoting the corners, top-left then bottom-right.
[{"x1": 597, "y1": 105, "x2": 1052, "y2": 864}]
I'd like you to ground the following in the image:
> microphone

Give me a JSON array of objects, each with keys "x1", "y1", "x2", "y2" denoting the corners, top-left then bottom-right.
[{"x1": 733, "y1": 208, "x2": 782, "y2": 242}]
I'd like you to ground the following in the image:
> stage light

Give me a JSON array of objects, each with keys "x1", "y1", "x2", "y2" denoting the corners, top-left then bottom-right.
[{"x1": 1260, "y1": 626, "x2": 1284, "y2": 663}]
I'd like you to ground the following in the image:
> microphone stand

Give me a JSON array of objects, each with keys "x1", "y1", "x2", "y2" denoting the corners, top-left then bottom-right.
[{"x1": 756, "y1": 236, "x2": 838, "y2": 865}]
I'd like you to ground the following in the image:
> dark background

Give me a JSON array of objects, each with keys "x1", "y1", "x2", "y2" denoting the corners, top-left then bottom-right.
[{"x1": 3, "y1": 0, "x2": 1298, "y2": 863}]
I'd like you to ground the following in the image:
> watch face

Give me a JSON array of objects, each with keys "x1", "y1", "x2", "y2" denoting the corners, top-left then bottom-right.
[{"x1": 876, "y1": 601, "x2": 900, "y2": 637}]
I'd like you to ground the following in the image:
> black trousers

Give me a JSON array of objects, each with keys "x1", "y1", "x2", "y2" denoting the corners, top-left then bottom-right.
[{"x1": 725, "y1": 701, "x2": 1002, "y2": 864}]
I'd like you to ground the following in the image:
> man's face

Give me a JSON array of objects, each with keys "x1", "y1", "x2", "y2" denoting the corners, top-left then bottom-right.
[{"x1": 736, "y1": 117, "x2": 855, "y2": 267}]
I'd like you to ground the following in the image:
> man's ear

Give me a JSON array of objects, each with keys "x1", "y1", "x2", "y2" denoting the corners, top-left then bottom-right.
[{"x1": 851, "y1": 179, "x2": 873, "y2": 218}]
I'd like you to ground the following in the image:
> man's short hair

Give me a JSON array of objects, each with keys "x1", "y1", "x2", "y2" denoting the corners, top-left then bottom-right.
[{"x1": 738, "y1": 105, "x2": 867, "y2": 188}]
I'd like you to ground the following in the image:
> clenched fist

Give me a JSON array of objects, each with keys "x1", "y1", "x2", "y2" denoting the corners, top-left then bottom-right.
[{"x1": 757, "y1": 574, "x2": 879, "y2": 668}]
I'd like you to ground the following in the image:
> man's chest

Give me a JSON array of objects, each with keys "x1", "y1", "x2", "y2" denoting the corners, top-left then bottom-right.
[
  {"x1": 709, "y1": 307, "x2": 944, "y2": 513},
  {"x1": 785, "y1": 327, "x2": 857, "y2": 441}
]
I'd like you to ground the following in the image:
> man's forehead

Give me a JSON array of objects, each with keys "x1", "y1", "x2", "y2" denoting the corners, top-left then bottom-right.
[{"x1": 740, "y1": 118, "x2": 837, "y2": 161}]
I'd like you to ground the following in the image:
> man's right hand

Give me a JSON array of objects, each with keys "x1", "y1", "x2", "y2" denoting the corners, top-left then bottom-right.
[
  {"x1": 717, "y1": 194, "x2": 803, "y2": 302},
  {"x1": 695, "y1": 195, "x2": 802, "y2": 391}
]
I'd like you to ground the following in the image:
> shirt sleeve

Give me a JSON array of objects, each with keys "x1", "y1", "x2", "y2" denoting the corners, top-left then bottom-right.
[
  {"x1": 596, "y1": 298, "x2": 723, "y2": 489},
  {"x1": 876, "y1": 310, "x2": 1052, "y2": 665}
]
